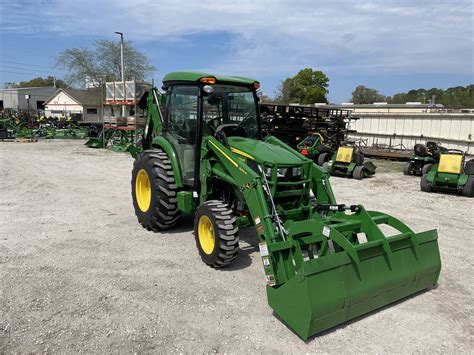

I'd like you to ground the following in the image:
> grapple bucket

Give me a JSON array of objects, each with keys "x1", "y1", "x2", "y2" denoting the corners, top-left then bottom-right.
[{"x1": 266, "y1": 208, "x2": 441, "y2": 340}]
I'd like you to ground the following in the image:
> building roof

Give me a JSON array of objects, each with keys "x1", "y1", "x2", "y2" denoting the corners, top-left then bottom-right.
[
  {"x1": 44, "y1": 88, "x2": 101, "y2": 106},
  {"x1": 162, "y1": 71, "x2": 258, "y2": 86}
]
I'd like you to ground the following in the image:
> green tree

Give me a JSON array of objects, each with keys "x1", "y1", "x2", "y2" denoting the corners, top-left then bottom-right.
[
  {"x1": 275, "y1": 68, "x2": 329, "y2": 104},
  {"x1": 351, "y1": 85, "x2": 387, "y2": 104},
  {"x1": 56, "y1": 40, "x2": 155, "y2": 87},
  {"x1": 388, "y1": 85, "x2": 474, "y2": 108},
  {"x1": 12, "y1": 76, "x2": 69, "y2": 88}
]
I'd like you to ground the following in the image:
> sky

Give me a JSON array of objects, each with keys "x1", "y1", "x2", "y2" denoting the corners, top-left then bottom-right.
[{"x1": 0, "y1": 0, "x2": 473, "y2": 103}]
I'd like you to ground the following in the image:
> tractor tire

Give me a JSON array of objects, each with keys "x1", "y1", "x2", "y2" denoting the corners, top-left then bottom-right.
[
  {"x1": 464, "y1": 159, "x2": 474, "y2": 175},
  {"x1": 461, "y1": 176, "x2": 474, "y2": 197},
  {"x1": 422, "y1": 164, "x2": 433, "y2": 175},
  {"x1": 322, "y1": 162, "x2": 330, "y2": 172},
  {"x1": 403, "y1": 162, "x2": 414, "y2": 175},
  {"x1": 194, "y1": 200, "x2": 239, "y2": 268},
  {"x1": 353, "y1": 166, "x2": 365, "y2": 180},
  {"x1": 420, "y1": 174, "x2": 432, "y2": 192},
  {"x1": 131, "y1": 149, "x2": 180, "y2": 231},
  {"x1": 317, "y1": 152, "x2": 331, "y2": 166}
]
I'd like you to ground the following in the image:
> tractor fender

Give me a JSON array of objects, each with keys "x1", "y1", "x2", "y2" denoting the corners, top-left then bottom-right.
[{"x1": 151, "y1": 136, "x2": 184, "y2": 187}]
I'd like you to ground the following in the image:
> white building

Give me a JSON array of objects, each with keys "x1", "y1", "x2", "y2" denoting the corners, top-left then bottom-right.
[
  {"x1": 0, "y1": 86, "x2": 57, "y2": 111},
  {"x1": 43, "y1": 88, "x2": 102, "y2": 123}
]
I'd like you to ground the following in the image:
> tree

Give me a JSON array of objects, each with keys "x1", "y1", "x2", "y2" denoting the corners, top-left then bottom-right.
[
  {"x1": 56, "y1": 40, "x2": 155, "y2": 87},
  {"x1": 11, "y1": 76, "x2": 69, "y2": 88},
  {"x1": 351, "y1": 85, "x2": 387, "y2": 104},
  {"x1": 275, "y1": 68, "x2": 329, "y2": 104},
  {"x1": 388, "y1": 85, "x2": 474, "y2": 108}
]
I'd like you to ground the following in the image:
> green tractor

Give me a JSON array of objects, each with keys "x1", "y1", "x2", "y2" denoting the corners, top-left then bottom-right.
[
  {"x1": 404, "y1": 141, "x2": 446, "y2": 176},
  {"x1": 421, "y1": 149, "x2": 474, "y2": 197},
  {"x1": 131, "y1": 72, "x2": 441, "y2": 340},
  {"x1": 297, "y1": 133, "x2": 333, "y2": 166},
  {"x1": 323, "y1": 145, "x2": 376, "y2": 180}
]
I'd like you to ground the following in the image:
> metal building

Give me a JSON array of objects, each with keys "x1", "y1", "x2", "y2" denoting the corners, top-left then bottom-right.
[{"x1": 0, "y1": 86, "x2": 57, "y2": 111}]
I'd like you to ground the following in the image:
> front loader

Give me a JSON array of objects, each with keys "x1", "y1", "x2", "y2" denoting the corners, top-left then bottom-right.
[{"x1": 131, "y1": 72, "x2": 441, "y2": 340}]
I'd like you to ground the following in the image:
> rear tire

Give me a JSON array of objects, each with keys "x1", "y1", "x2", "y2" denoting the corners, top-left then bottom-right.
[
  {"x1": 194, "y1": 200, "x2": 239, "y2": 268},
  {"x1": 461, "y1": 176, "x2": 474, "y2": 197},
  {"x1": 353, "y1": 166, "x2": 365, "y2": 180},
  {"x1": 131, "y1": 149, "x2": 180, "y2": 231},
  {"x1": 317, "y1": 152, "x2": 330, "y2": 166},
  {"x1": 403, "y1": 162, "x2": 414, "y2": 175},
  {"x1": 422, "y1": 163, "x2": 433, "y2": 175},
  {"x1": 420, "y1": 174, "x2": 432, "y2": 192}
]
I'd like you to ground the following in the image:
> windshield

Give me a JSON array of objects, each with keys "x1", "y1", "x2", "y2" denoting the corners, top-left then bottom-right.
[{"x1": 203, "y1": 85, "x2": 259, "y2": 139}]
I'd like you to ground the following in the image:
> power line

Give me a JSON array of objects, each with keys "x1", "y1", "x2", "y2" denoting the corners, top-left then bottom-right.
[
  {"x1": 0, "y1": 69, "x2": 65, "y2": 78},
  {"x1": 0, "y1": 59, "x2": 67, "y2": 72},
  {"x1": 0, "y1": 65, "x2": 65, "y2": 76}
]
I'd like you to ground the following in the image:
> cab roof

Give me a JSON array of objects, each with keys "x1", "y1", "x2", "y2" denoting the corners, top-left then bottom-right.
[{"x1": 162, "y1": 71, "x2": 258, "y2": 87}]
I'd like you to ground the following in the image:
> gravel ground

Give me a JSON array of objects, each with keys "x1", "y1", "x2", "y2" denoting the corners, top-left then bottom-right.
[{"x1": 1, "y1": 140, "x2": 473, "y2": 353}]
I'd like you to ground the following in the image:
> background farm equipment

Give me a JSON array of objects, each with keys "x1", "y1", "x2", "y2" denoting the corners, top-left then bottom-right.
[
  {"x1": 323, "y1": 145, "x2": 377, "y2": 179},
  {"x1": 421, "y1": 150, "x2": 474, "y2": 197},
  {"x1": 404, "y1": 141, "x2": 447, "y2": 176},
  {"x1": 297, "y1": 134, "x2": 334, "y2": 166},
  {"x1": 260, "y1": 103, "x2": 356, "y2": 150},
  {"x1": 130, "y1": 72, "x2": 441, "y2": 340}
]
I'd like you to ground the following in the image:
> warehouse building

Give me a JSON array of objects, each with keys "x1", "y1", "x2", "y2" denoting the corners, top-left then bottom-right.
[
  {"x1": 43, "y1": 88, "x2": 102, "y2": 122},
  {"x1": 0, "y1": 86, "x2": 57, "y2": 111},
  {"x1": 315, "y1": 102, "x2": 446, "y2": 114}
]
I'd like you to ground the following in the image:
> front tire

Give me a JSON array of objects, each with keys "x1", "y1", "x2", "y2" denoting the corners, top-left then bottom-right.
[
  {"x1": 420, "y1": 174, "x2": 432, "y2": 192},
  {"x1": 461, "y1": 176, "x2": 474, "y2": 197},
  {"x1": 317, "y1": 152, "x2": 331, "y2": 166},
  {"x1": 131, "y1": 149, "x2": 180, "y2": 231},
  {"x1": 194, "y1": 200, "x2": 239, "y2": 268},
  {"x1": 403, "y1": 162, "x2": 414, "y2": 175},
  {"x1": 353, "y1": 166, "x2": 365, "y2": 180},
  {"x1": 422, "y1": 163, "x2": 433, "y2": 175}
]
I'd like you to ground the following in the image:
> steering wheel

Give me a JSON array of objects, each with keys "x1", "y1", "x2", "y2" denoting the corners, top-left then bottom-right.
[
  {"x1": 207, "y1": 117, "x2": 223, "y2": 133},
  {"x1": 215, "y1": 130, "x2": 229, "y2": 147}
]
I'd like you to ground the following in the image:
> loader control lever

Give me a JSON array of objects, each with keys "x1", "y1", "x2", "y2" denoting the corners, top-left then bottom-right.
[{"x1": 315, "y1": 204, "x2": 359, "y2": 213}]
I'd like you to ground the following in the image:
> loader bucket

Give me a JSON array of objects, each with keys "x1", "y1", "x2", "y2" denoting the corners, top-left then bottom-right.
[{"x1": 266, "y1": 210, "x2": 441, "y2": 340}]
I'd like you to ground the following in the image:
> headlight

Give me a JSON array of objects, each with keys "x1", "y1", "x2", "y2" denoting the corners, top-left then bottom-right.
[
  {"x1": 264, "y1": 166, "x2": 273, "y2": 177},
  {"x1": 292, "y1": 167, "x2": 302, "y2": 176},
  {"x1": 277, "y1": 168, "x2": 288, "y2": 177}
]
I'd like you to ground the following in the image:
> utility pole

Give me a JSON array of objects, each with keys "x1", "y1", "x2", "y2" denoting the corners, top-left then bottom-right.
[{"x1": 115, "y1": 31, "x2": 125, "y2": 117}]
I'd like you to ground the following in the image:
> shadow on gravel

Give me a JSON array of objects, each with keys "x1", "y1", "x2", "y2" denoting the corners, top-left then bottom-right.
[{"x1": 222, "y1": 227, "x2": 259, "y2": 271}]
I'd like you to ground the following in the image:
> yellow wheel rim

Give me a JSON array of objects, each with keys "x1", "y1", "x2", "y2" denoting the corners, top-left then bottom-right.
[
  {"x1": 135, "y1": 169, "x2": 151, "y2": 212},
  {"x1": 198, "y1": 215, "x2": 215, "y2": 255}
]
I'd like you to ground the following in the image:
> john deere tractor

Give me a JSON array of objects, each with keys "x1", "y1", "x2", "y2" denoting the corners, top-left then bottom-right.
[
  {"x1": 421, "y1": 149, "x2": 474, "y2": 197},
  {"x1": 323, "y1": 144, "x2": 376, "y2": 180},
  {"x1": 131, "y1": 72, "x2": 441, "y2": 340}
]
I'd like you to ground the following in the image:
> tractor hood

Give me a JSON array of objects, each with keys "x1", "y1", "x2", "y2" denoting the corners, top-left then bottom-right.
[{"x1": 228, "y1": 137, "x2": 305, "y2": 165}]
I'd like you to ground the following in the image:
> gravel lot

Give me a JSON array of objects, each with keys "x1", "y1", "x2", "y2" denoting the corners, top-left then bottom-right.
[{"x1": 1, "y1": 140, "x2": 473, "y2": 353}]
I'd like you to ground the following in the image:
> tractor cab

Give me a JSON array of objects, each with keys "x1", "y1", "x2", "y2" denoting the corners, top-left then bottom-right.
[{"x1": 159, "y1": 73, "x2": 261, "y2": 185}]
